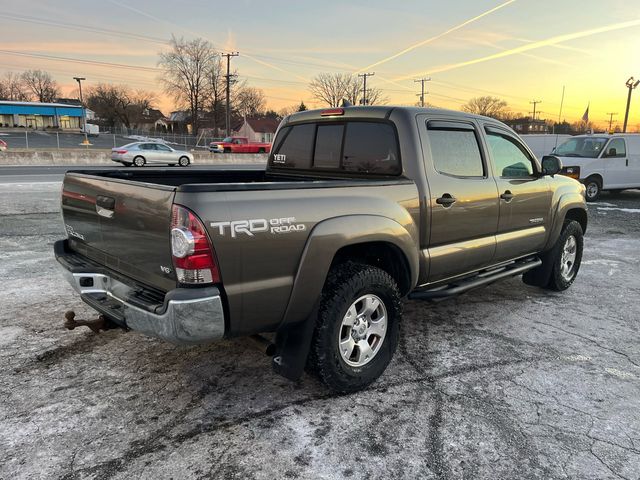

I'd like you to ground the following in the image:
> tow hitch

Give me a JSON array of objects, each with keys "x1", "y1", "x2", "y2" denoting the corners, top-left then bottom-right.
[{"x1": 63, "y1": 310, "x2": 107, "y2": 333}]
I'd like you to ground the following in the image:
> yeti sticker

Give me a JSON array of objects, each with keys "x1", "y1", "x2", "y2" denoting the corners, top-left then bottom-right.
[{"x1": 273, "y1": 154, "x2": 286, "y2": 164}]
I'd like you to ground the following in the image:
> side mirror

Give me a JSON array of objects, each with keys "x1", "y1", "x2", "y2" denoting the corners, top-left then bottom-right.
[
  {"x1": 606, "y1": 147, "x2": 617, "y2": 157},
  {"x1": 541, "y1": 155, "x2": 562, "y2": 176}
]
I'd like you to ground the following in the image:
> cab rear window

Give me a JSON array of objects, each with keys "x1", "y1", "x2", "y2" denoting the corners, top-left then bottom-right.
[{"x1": 270, "y1": 121, "x2": 400, "y2": 175}]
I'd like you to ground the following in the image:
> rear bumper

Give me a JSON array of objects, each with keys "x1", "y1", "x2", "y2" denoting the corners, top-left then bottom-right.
[{"x1": 55, "y1": 239, "x2": 225, "y2": 344}]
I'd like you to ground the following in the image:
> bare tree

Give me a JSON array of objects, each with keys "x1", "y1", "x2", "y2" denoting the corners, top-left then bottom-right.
[
  {"x1": 86, "y1": 83, "x2": 156, "y2": 128},
  {"x1": 234, "y1": 86, "x2": 266, "y2": 117},
  {"x1": 22, "y1": 70, "x2": 59, "y2": 103},
  {"x1": 0, "y1": 72, "x2": 30, "y2": 101},
  {"x1": 310, "y1": 73, "x2": 387, "y2": 107},
  {"x1": 461, "y1": 96, "x2": 509, "y2": 119},
  {"x1": 344, "y1": 76, "x2": 387, "y2": 106},
  {"x1": 158, "y1": 36, "x2": 217, "y2": 134},
  {"x1": 309, "y1": 73, "x2": 352, "y2": 107}
]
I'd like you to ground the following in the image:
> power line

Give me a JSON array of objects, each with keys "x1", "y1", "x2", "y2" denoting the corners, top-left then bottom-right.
[
  {"x1": 606, "y1": 112, "x2": 618, "y2": 131},
  {"x1": 414, "y1": 77, "x2": 431, "y2": 107},
  {"x1": 358, "y1": 72, "x2": 375, "y2": 105},
  {"x1": 222, "y1": 52, "x2": 239, "y2": 136}
]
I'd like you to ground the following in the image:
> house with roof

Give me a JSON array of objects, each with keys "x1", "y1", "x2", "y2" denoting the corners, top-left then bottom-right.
[{"x1": 234, "y1": 116, "x2": 280, "y2": 143}]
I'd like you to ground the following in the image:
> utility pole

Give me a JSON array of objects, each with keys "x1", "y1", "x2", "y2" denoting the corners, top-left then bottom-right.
[
  {"x1": 529, "y1": 99, "x2": 542, "y2": 120},
  {"x1": 414, "y1": 77, "x2": 431, "y2": 107},
  {"x1": 222, "y1": 52, "x2": 239, "y2": 136},
  {"x1": 358, "y1": 72, "x2": 375, "y2": 105},
  {"x1": 623, "y1": 76, "x2": 639, "y2": 133},
  {"x1": 73, "y1": 76, "x2": 88, "y2": 144},
  {"x1": 606, "y1": 112, "x2": 618, "y2": 131}
]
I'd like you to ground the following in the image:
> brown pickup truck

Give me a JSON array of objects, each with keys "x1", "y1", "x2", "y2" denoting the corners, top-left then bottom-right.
[{"x1": 55, "y1": 106, "x2": 587, "y2": 392}]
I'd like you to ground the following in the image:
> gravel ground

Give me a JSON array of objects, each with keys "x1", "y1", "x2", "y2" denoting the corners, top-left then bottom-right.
[{"x1": 1, "y1": 181, "x2": 639, "y2": 480}]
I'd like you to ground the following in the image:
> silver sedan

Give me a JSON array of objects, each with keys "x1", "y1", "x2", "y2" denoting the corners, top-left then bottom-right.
[{"x1": 111, "y1": 142, "x2": 194, "y2": 167}]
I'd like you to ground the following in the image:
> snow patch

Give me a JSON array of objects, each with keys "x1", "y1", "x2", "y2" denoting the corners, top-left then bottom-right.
[
  {"x1": 597, "y1": 207, "x2": 640, "y2": 213},
  {"x1": 0, "y1": 326, "x2": 25, "y2": 346}
]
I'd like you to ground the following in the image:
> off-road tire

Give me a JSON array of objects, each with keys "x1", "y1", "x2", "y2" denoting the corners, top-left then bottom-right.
[
  {"x1": 307, "y1": 262, "x2": 401, "y2": 393},
  {"x1": 133, "y1": 156, "x2": 146, "y2": 167},
  {"x1": 584, "y1": 176, "x2": 601, "y2": 202},
  {"x1": 545, "y1": 220, "x2": 584, "y2": 291}
]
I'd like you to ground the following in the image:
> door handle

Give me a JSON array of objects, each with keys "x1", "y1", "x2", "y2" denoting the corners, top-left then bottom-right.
[
  {"x1": 626, "y1": 158, "x2": 629, "y2": 167},
  {"x1": 436, "y1": 193, "x2": 456, "y2": 207},
  {"x1": 500, "y1": 190, "x2": 514, "y2": 202},
  {"x1": 95, "y1": 195, "x2": 115, "y2": 218}
]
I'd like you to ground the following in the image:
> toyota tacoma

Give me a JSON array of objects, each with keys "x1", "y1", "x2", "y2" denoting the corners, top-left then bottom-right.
[{"x1": 55, "y1": 106, "x2": 587, "y2": 392}]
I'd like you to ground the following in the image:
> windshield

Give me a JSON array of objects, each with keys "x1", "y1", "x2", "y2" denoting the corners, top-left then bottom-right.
[
  {"x1": 222, "y1": 137, "x2": 233, "y2": 143},
  {"x1": 555, "y1": 137, "x2": 609, "y2": 158}
]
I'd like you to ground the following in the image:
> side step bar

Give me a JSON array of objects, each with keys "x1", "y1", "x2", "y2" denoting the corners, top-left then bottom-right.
[{"x1": 409, "y1": 257, "x2": 542, "y2": 301}]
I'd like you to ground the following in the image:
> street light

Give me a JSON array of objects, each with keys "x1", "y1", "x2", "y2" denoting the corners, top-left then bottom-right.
[
  {"x1": 73, "y1": 76, "x2": 89, "y2": 144},
  {"x1": 623, "y1": 76, "x2": 640, "y2": 133}
]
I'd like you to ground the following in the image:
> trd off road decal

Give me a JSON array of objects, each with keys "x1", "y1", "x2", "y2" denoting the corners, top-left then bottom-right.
[{"x1": 210, "y1": 217, "x2": 305, "y2": 238}]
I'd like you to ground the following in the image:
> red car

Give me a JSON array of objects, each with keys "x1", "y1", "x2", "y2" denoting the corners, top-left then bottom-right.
[
  {"x1": 209, "y1": 136, "x2": 271, "y2": 154},
  {"x1": 0, "y1": 139, "x2": 7, "y2": 152}
]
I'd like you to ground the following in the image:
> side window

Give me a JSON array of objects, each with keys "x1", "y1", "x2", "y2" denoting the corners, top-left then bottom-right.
[
  {"x1": 343, "y1": 122, "x2": 400, "y2": 174},
  {"x1": 314, "y1": 124, "x2": 344, "y2": 169},
  {"x1": 427, "y1": 124, "x2": 484, "y2": 177},
  {"x1": 270, "y1": 124, "x2": 314, "y2": 169},
  {"x1": 485, "y1": 131, "x2": 535, "y2": 178},
  {"x1": 605, "y1": 138, "x2": 626, "y2": 158},
  {"x1": 157, "y1": 144, "x2": 171, "y2": 152}
]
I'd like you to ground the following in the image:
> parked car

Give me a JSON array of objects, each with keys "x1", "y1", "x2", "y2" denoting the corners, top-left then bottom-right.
[
  {"x1": 56, "y1": 106, "x2": 587, "y2": 393},
  {"x1": 209, "y1": 136, "x2": 271, "y2": 153},
  {"x1": 111, "y1": 142, "x2": 193, "y2": 167},
  {"x1": 553, "y1": 134, "x2": 640, "y2": 201},
  {"x1": 0, "y1": 139, "x2": 7, "y2": 152}
]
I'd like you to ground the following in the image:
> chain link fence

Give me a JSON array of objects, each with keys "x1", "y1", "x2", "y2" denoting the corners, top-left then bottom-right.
[{"x1": 0, "y1": 129, "x2": 224, "y2": 150}]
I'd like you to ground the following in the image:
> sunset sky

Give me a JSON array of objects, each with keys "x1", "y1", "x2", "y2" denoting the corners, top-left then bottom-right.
[{"x1": 1, "y1": 0, "x2": 640, "y2": 129}]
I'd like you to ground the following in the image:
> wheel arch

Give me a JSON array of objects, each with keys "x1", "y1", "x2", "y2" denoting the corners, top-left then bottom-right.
[{"x1": 278, "y1": 215, "x2": 419, "y2": 331}]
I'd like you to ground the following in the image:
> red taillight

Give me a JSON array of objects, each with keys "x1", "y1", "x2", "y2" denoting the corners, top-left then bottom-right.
[
  {"x1": 321, "y1": 108, "x2": 344, "y2": 116},
  {"x1": 114, "y1": 149, "x2": 127, "y2": 154},
  {"x1": 171, "y1": 204, "x2": 220, "y2": 284}
]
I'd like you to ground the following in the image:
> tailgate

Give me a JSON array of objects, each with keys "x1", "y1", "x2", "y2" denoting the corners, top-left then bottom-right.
[{"x1": 61, "y1": 173, "x2": 177, "y2": 292}]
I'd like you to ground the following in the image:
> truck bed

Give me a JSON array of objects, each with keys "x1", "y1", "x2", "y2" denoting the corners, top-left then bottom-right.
[{"x1": 67, "y1": 168, "x2": 411, "y2": 192}]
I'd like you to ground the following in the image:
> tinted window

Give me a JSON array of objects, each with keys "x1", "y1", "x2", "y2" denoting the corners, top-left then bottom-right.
[
  {"x1": 314, "y1": 124, "x2": 344, "y2": 169},
  {"x1": 272, "y1": 124, "x2": 315, "y2": 169},
  {"x1": 606, "y1": 138, "x2": 626, "y2": 157},
  {"x1": 428, "y1": 128, "x2": 484, "y2": 177},
  {"x1": 343, "y1": 123, "x2": 400, "y2": 174},
  {"x1": 486, "y1": 132, "x2": 534, "y2": 177}
]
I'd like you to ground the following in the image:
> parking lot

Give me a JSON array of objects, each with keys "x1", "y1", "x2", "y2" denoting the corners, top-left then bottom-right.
[{"x1": 1, "y1": 178, "x2": 639, "y2": 479}]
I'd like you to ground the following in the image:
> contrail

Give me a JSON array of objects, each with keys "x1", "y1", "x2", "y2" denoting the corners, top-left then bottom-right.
[
  {"x1": 354, "y1": 0, "x2": 517, "y2": 74},
  {"x1": 395, "y1": 18, "x2": 640, "y2": 80}
]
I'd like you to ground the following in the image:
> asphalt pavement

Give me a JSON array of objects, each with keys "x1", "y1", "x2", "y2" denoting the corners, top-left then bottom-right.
[{"x1": 1, "y1": 183, "x2": 639, "y2": 479}]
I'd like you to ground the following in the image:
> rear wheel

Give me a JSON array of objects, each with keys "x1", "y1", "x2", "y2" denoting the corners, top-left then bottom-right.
[
  {"x1": 224, "y1": 147, "x2": 231, "y2": 153},
  {"x1": 584, "y1": 176, "x2": 601, "y2": 202},
  {"x1": 258, "y1": 147, "x2": 265, "y2": 153},
  {"x1": 307, "y1": 262, "x2": 401, "y2": 393},
  {"x1": 133, "y1": 156, "x2": 146, "y2": 167},
  {"x1": 178, "y1": 156, "x2": 190, "y2": 167}
]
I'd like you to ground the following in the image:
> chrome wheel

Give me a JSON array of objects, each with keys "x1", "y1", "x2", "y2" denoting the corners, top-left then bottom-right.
[
  {"x1": 560, "y1": 235, "x2": 577, "y2": 281},
  {"x1": 338, "y1": 294, "x2": 387, "y2": 367}
]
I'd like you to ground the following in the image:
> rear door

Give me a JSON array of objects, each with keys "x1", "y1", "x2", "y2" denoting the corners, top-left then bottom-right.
[
  {"x1": 419, "y1": 117, "x2": 500, "y2": 282},
  {"x1": 483, "y1": 125, "x2": 552, "y2": 263}
]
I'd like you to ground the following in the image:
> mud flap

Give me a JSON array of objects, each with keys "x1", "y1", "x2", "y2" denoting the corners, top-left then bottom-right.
[
  {"x1": 271, "y1": 304, "x2": 318, "y2": 381},
  {"x1": 522, "y1": 248, "x2": 554, "y2": 287}
]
